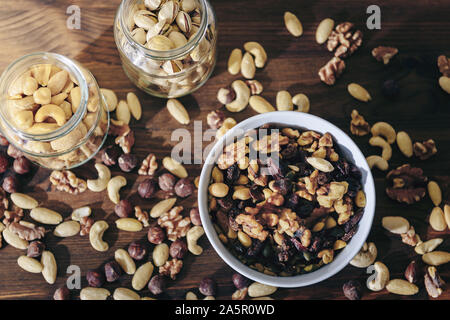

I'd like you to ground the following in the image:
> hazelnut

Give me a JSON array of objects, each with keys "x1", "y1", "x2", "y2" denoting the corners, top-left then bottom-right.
[
  {"x1": 128, "y1": 241, "x2": 147, "y2": 260},
  {"x1": 147, "y1": 226, "x2": 165, "y2": 244},
  {"x1": 158, "y1": 173, "x2": 177, "y2": 191},
  {"x1": 114, "y1": 199, "x2": 133, "y2": 218},
  {"x1": 232, "y1": 273, "x2": 249, "y2": 290},
  {"x1": 199, "y1": 277, "x2": 217, "y2": 296},
  {"x1": 148, "y1": 275, "x2": 166, "y2": 295},
  {"x1": 0, "y1": 134, "x2": 9, "y2": 147},
  {"x1": 101, "y1": 145, "x2": 120, "y2": 166},
  {"x1": 118, "y1": 153, "x2": 138, "y2": 172},
  {"x1": 138, "y1": 178, "x2": 157, "y2": 199},
  {"x1": 13, "y1": 156, "x2": 31, "y2": 175},
  {"x1": 174, "y1": 178, "x2": 194, "y2": 198},
  {"x1": 53, "y1": 286, "x2": 70, "y2": 300},
  {"x1": 342, "y1": 280, "x2": 362, "y2": 300},
  {"x1": 404, "y1": 260, "x2": 421, "y2": 284},
  {"x1": 189, "y1": 207, "x2": 202, "y2": 226},
  {"x1": 104, "y1": 260, "x2": 122, "y2": 282},
  {"x1": 7, "y1": 144, "x2": 23, "y2": 159},
  {"x1": 206, "y1": 110, "x2": 225, "y2": 129},
  {"x1": 86, "y1": 269, "x2": 105, "y2": 287},
  {"x1": 2, "y1": 175, "x2": 20, "y2": 193},
  {"x1": 27, "y1": 240, "x2": 45, "y2": 258},
  {"x1": 169, "y1": 239, "x2": 187, "y2": 259},
  {"x1": 0, "y1": 153, "x2": 9, "y2": 173}
]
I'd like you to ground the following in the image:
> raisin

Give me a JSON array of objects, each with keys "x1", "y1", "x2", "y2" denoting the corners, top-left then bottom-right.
[
  {"x1": 249, "y1": 185, "x2": 265, "y2": 202},
  {"x1": 225, "y1": 164, "x2": 240, "y2": 184}
]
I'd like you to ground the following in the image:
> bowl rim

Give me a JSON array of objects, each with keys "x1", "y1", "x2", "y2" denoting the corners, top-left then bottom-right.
[{"x1": 198, "y1": 111, "x2": 376, "y2": 288}]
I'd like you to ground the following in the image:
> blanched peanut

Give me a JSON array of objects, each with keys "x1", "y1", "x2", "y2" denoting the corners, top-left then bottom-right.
[
  {"x1": 248, "y1": 282, "x2": 277, "y2": 298},
  {"x1": 132, "y1": 262, "x2": 154, "y2": 291},
  {"x1": 228, "y1": 48, "x2": 242, "y2": 75},
  {"x1": 115, "y1": 248, "x2": 136, "y2": 275},
  {"x1": 41, "y1": 251, "x2": 57, "y2": 284},
  {"x1": 100, "y1": 88, "x2": 118, "y2": 112},
  {"x1": 17, "y1": 255, "x2": 42, "y2": 273},
  {"x1": 162, "y1": 157, "x2": 188, "y2": 178},
  {"x1": 153, "y1": 243, "x2": 169, "y2": 266},
  {"x1": 116, "y1": 100, "x2": 131, "y2": 124},
  {"x1": 241, "y1": 52, "x2": 256, "y2": 79},
  {"x1": 113, "y1": 288, "x2": 140, "y2": 300},
  {"x1": 208, "y1": 183, "x2": 229, "y2": 197},
  {"x1": 80, "y1": 287, "x2": 110, "y2": 300},
  {"x1": 284, "y1": 11, "x2": 303, "y2": 37}
]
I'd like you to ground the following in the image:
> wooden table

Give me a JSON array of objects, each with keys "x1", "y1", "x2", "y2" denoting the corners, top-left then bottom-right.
[{"x1": 0, "y1": 0, "x2": 448, "y2": 300}]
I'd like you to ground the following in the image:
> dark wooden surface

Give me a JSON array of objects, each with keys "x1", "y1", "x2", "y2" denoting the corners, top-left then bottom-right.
[{"x1": 0, "y1": 0, "x2": 449, "y2": 300}]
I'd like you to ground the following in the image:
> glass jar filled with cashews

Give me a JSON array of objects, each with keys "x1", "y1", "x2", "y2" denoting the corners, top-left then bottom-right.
[
  {"x1": 0, "y1": 52, "x2": 109, "y2": 170},
  {"x1": 114, "y1": 0, "x2": 217, "y2": 98}
]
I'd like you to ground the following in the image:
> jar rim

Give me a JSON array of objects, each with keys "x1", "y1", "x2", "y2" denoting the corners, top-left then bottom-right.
[
  {"x1": 0, "y1": 52, "x2": 107, "y2": 159},
  {"x1": 0, "y1": 52, "x2": 89, "y2": 141},
  {"x1": 117, "y1": 0, "x2": 209, "y2": 61}
]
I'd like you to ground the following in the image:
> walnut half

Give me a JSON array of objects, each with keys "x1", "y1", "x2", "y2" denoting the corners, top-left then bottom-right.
[
  {"x1": 318, "y1": 57, "x2": 346, "y2": 85},
  {"x1": 350, "y1": 109, "x2": 370, "y2": 136},
  {"x1": 372, "y1": 46, "x2": 399, "y2": 65},
  {"x1": 385, "y1": 164, "x2": 427, "y2": 204},
  {"x1": 50, "y1": 170, "x2": 87, "y2": 195}
]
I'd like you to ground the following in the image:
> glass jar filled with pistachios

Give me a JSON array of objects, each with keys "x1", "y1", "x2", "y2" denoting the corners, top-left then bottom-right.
[
  {"x1": 0, "y1": 52, "x2": 109, "y2": 170},
  {"x1": 114, "y1": 0, "x2": 217, "y2": 98}
]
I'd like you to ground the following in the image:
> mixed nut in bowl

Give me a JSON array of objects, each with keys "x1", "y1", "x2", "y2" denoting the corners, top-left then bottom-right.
[
  {"x1": 198, "y1": 112, "x2": 376, "y2": 288},
  {"x1": 114, "y1": 0, "x2": 217, "y2": 98},
  {"x1": 0, "y1": 52, "x2": 109, "y2": 170}
]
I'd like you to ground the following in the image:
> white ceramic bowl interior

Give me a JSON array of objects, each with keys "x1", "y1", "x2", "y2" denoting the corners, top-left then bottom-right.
[{"x1": 198, "y1": 111, "x2": 376, "y2": 288}]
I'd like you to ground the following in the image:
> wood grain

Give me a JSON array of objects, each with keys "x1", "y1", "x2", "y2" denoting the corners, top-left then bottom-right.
[{"x1": 0, "y1": 0, "x2": 449, "y2": 300}]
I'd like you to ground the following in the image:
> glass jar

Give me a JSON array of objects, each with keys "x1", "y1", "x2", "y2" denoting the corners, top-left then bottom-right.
[
  {"x1": 0, "y1": 52, "x2": 109, "y2": 170},
  {"x1": 114, "y1": 0, "x2": 217, "y2": 98}
]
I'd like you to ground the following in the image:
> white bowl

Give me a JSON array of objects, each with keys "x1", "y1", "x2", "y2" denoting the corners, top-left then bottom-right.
[{"x1": 198, "y1": 111, "x2": 376, "y2": 288}]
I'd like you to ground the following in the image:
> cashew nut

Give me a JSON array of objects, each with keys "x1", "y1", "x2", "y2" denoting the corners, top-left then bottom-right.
[
  {"x1": 87, "y1": 163, "x2": 111, "y2": 192},
  {"x1": 89, "y1": 220, "x2": 109, "y2": 252},
  {"x1": 187, "y1": 226, "x2": 205, "y2": 255},
  {"x1": 34, "y1": 104, "x2": 67, "y2": 126},
  {"x1": 225, "y1": 80, "x2": 250, "y2": 112},
  {"x1": 350, "y1": 242, "x2": 377, "y2": 268},
  {"x1": 292, "y1": 93, "x2": 310, "y2": 113},
  {"x1": 107, "y1": 176, "x2": 127, "y2": 204},
  {"x1": 26, "y1": 123, "x2": 59, "y2": 134},
  {"x1": 366, "y1": 155, "x2": 389, "y2": 171},
  {"x1": 369, "y1": 136, "x2": 392, "y2": 160},
  {"x1": 243, "y1": 41, "x2": 267, "y2": 68},
  {"x1": 367, "y1": 261, "x2": 390, "y2": 291},
  {"x1": 371, "y1": 122, "x2": 396, "y2": 144},
  {"x1": 15, "y1": 110, "x2": 34, "y2": 130}
]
